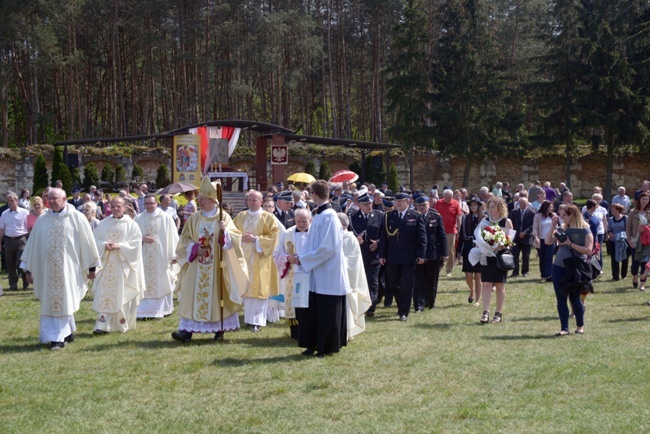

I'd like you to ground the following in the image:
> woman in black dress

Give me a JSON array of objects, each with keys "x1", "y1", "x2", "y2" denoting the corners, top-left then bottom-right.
[
  {"x1": 477, "y1": 197, "x2": 513, "y2": 324},
  {"x1": 457, "y1": 196, "x2": 483, "y2": 305}
]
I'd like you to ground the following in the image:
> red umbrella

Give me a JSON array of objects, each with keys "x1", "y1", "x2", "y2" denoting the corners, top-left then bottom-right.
[{"x1": 329, "y1": 170, "x2": 359, "y2": 183}]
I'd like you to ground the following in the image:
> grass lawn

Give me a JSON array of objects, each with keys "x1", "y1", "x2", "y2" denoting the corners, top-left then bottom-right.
[{"x1": 1, "y1": 255, "x2": 649, "y2": 433}]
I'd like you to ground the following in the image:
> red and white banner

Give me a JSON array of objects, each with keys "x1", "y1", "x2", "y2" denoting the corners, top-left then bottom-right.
[{"x1": 189, "y1": 126, "x2": 242, "y2": 174}]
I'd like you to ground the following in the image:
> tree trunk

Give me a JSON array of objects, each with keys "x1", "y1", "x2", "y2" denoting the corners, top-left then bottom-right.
[
  {"x1": 564, "y1": 144, "x2": 572, "y2": 191},
  {"x1": 408, "y1": 147, "x2": 415, "y2": 190},
  {"x1": 604, "y1": 134, "x2": 615, "y2": 203}
]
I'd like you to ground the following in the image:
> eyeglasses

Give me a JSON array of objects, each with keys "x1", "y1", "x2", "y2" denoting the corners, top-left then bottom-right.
[{"x1": 144, "y1": 202, "x2": 157, "y2": 205}]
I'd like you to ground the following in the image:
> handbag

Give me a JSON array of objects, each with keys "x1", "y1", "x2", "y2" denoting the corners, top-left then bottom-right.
[
  {"x1": 291, "y1": 272, "x2": 310, "y2": 308},
  {"x1": 496, "y1": 249, "x2": 515, "y2": 271}
]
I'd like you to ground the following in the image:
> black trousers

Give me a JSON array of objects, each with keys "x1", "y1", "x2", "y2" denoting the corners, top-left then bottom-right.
[
  {"x1": 364, "y1": 261, "x2": 380, "y2": 313},
  {"x1": 414, "y1": 259, "x2": 443, "y2": 310},
  {"x1": 4, "y1": 236, "x2": 27, "y2": 289},
  {"x1": 385, "y1": 263, "x2": 416, "y2": 317},
  {"x1": 511, "y1": 242, "x2": 532, "y2": 275},
  {"x1": 297, "y1": 293, "x2": 346, "y2": 355},
  {"x1": 377, "y1": 265, "x2": 393, "y2": 307},
  {"x1": 607, "y1": 241, "x2": 629, "y2": 280}
]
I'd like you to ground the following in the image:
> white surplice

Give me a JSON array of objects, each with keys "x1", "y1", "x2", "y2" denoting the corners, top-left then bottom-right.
[
  {"x1": 341, "y1": 230, "x2": 371, "y2": 339},
  {"x1": 135, "y1": 208, "x2": 179, "y2": 318},
  {"x1": 20, "y1": 203, "x2": 101, "y2": 343},
  {"x1": 298, "y1": 207, "x2": 350, "y2": 296},
  {"x1": 92, "y1": 215, "x2": 146, "y2": 333}
]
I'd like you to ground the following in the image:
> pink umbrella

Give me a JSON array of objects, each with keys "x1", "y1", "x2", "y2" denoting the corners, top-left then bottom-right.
[{"x1": 329, "y1": 170, "x2": 359, "y2": 183}]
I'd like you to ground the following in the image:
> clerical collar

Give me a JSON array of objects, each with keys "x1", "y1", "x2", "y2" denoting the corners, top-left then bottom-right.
[
  {"x1": 247, "y1": 209, "x2": 261, "y2": 216},
  {"x1": 317, "y1": 202, "x2": 332, "y2": 214}
]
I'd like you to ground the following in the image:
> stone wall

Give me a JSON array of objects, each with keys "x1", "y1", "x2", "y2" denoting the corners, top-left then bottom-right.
[{"x1": 2, "y1": 146, "x2": 649, "y2": 199}]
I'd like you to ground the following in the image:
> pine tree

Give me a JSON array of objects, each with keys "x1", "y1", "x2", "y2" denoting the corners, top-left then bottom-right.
[
  {"x1": 82, "y1": 163, "x2": 100, "y2": 192},
  {"x1": 304, "y1": 161, "x2": 317, "y2": 178},
  {"x1": 114, "y1": 165, "x2": 126, "y2": 184},
  {"x1": 388, "y1": 163, "x2": 399, "y2": 193},
  {"x1": 156, "y1": 163, "x2": 170, "y2": 188},
  {"x1": 429, "y1": 0, "x2": 506, "y2": 186},
  {"x1": 101, "y1": 165, "x2": 115, "y2": 185},
  {"x1": 385, "y1": 0, "x2": 432, "y2": 190},
  {"x1": 50, "y1": 147, "x2": 73, "y2": 194},
  {"x1": 32, "y1": 154, "x2": 49, "y2": 195},
  {"x1": 132, "y1": 164, "x2": 144, "y2": 181},
  {"x1": 318, "y1": 160, "x2": 331, "y2": 180}
]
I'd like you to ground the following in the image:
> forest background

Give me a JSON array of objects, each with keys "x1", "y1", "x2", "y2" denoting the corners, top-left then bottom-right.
[{"x1": 1, "y1": 0, "x2": 649, "y2": 197}]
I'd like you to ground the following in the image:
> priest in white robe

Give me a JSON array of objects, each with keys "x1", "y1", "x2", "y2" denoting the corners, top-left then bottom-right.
[
  {"x1": 233, "y1": 190, "x2": 280, "y2": 332},
  {"x1": 20, "y1": 188, "x2": 101, "y2": 350},
  {"x1": 289, "y1": 180, "x2": 350, "y2": 358},
  {"x1": 171, "y1": 177, "x2": 248, "y2": 342},
  {"x1": 273, "y1": 208, "x2": 311, "y2": 340},
  {"x1": 135, "y1": 194, "x2": 180, "y2": 319},
  {"x1": 92, "y1": 197, "x2": 146, "y2": 334},
  {"x1": 337, "y1": 213, "x2": 371, "y2": 341}
]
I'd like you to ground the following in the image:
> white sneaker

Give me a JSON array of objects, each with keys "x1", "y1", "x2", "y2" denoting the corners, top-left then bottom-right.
[{"x1": 446, "y1": 273, "x2": 452, "y2": 278}]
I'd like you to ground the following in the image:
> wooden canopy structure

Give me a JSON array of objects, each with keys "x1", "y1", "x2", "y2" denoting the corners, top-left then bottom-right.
[{"x1": 54, "y1": 120, "x2": 400, "y2": 191}]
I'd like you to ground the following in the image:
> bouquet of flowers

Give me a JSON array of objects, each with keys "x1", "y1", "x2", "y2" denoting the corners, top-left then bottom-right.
[{"x1": 481, "y1": 224, "x2": 513, "y2": 249}]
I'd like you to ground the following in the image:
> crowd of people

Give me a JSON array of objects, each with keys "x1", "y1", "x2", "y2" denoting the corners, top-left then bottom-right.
[{"x1": 2, "y1": 176, "x2": 649, "y2": 352}]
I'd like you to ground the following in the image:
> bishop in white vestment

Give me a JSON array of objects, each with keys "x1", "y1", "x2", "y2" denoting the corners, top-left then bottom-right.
[
  {"x1": 172, "y1": 177, "x2": 248, "y2": 342},
  {"x1": 135, "y1": 195, "x2": 180, "y2": 319},
  {"x1": 92, "y1": 197, "x2": 146, "y2": 334},
  {"x1": 20, "y1": 188, "x2": 101, "y2": 349}
]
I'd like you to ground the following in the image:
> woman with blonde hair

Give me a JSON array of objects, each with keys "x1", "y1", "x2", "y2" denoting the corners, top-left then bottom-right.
[
  {"x1": 475, "y1": 196, "x2": 513, "y2": 324},
  {"x1": 546, "y1": 204, "x2": 593, "y2": 335},
  {"x1": 26, "y1": 197, "x2": 46, "y2": 232}
]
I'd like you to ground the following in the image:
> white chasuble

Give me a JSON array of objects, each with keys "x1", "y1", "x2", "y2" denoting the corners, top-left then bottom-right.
[
  {"x1": 92, "y1": 215, "x2": 146, "y2": 314},
  {"x1": 21, "y1": 203, "x2": 101, "y2": 317},
  {"x1": 135, "y1": 209, "x2": 179, "y2": 299}
]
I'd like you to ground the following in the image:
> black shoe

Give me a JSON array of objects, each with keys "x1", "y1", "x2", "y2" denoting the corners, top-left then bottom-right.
[
  {"x1": 93, "y1": 329, "x2": 108, "y2": 336},
  {"x1": 301, "y1": 348, "x2": 315, "y2": 356},
  {"x1": 23, "y1": 284, "x2": 29, "y2": 290},
  {"x1": 171, "y1": 330, "x2": 192, "y2": 342},
  {"x1": 414, "y1": 309, "x2": 423, "y2": 313},
  {"x1": 315, "y1": 352, "x2": 326, "y2": 358},
  {"x1": 633, "y1": 281, "x2": 639, "y2": 289},
  {"x1": 384, "y1": 304, "x2": 392, "y2": 308},
  {"x1": 522, "y1": 273, "x2": 528, "y2": 277},
  {"x1": 399, "y1": 315, "x2": 407, "y2": 322},
  {"x1": 50, "y1": 341, "x2": 65, "y2": 350},
  {"x1": 64, "y1": 334, "x2": 75, "y2": 344},
  {"x1": 214, "y1": 331, "x2": 224, "y2": 341},
  {"x1": 468, "y1": 297, "x2": 474, "y2": 304},
  {"x1": 510, "y1": 273, "x2": 519, "y2": 278},
  {"x1": 9, "y1": 286, "x2": 18, "y2": 292},
  {"x1": 250, "y1": 325, "x2": 260, "y2": 333},
  {"x1": 366, "y1": 311, "x2": 375, "y2": 317}
]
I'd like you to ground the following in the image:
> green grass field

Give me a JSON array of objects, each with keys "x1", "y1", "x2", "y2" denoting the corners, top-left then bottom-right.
[{"x1": 1, "y1": 255, "x2": 649, "y2": 433}]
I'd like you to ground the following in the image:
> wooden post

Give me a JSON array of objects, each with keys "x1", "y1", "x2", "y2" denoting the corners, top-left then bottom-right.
[
  {"x1": 271, "y1": 133, "x2": 287, "y2": 189},
  {"x1": 256, "y1": 135, "x2": 268, "y2": 192}
]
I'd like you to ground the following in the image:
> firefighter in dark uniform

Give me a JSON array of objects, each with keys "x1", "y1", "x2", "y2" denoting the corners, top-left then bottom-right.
[
  {"x1": 413, "y1": 195, "x2": 448, "y2": 311},
  {"x1": 349, "y1": 192, "x2": 384, "y2": 316},
  {"x1": 273, "y1": 190, "x2": 295, "y2": 229},
  {"x1": 379, "y1": 192, "x2": 426, "y2": 321},
  {"x1": 377, "y1": 196, "x2": 395, "y2": 307}
]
